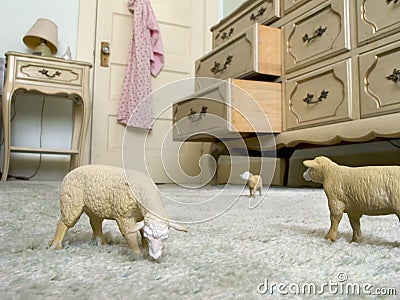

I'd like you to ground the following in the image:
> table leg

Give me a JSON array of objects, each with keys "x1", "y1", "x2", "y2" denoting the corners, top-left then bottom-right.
[{"x1": 1, "y1": 90, "x2": 13, "y2": 181}]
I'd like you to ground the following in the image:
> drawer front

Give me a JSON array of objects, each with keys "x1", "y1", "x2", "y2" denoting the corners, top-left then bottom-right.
[
  {"x1": 212, "y1": 0, "x2": 279, "y2": 48},
  {"x1": 359, "y1": 41, "x2": 400, "y2": 118},
  {"x1": 286, "y1": 59, "x2": 352, "y2": 130},
  {"x1": 173, "y1": 79, "x2": 281, "y2": 140},
  {"x1": 196, "y1": 24, "x2": 281, "y2": 80},
  {"x1": 357, "y1": 0, "x2": 400, "y2": 45},
  {"x1": 283, "y1": 0, "x2": 350, "y2": 72},
  {"x1": 16, "y1": 59, "x2": 83, "y2": 87},
  {"x1": 173, "y1": 82, "x2": 229, "y2": 139},
  {"x1": 282, "y1": 0, "x2": 309, "y2": 15}
]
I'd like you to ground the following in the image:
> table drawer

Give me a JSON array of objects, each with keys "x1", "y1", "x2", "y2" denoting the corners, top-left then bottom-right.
[
  {"x1": 283, "y1": 0, "x2": 350, "y2": 72},
  {"x1": 357, "y1": 0, "x2": 400, "y2": 46},
  {"x1": 211, "y1": 0, "x2": 279, "y2": 48},
  {"x1": 15, "y1": 58, "x2": 83, "y2": 87},
  {"x1": 359, "y1": 41, "x2": 400, "y2": 118},
  {"x1": 196, "y1": 24, "x2": 281, "y2": 80},
  {"x1": 286, "y1": 59, "x2": 352, "y2": 130},
  {"x1": 173, "y1": 78, "x2": 281, "y2": 141}
]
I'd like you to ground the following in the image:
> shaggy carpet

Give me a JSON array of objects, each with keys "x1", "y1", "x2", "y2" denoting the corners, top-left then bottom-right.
[{"x1": 0, "y1": 181, "x2": 399, "y2": 299}]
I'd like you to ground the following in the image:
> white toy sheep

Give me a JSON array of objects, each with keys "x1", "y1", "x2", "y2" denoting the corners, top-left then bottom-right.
[
  {"x1": 50, "y1": 165, "x2": 187, "y2": 260},
  {"x1": 303, "y1": 156, "x2": 400, "y2": 243},
  {"x1": 240, "y1": 171, "x2": 262, "y2": 197}
]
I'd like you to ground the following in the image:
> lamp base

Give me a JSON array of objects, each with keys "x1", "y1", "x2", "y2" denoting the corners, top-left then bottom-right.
[{"x1": 32, "y1": 42, "x2": 52, "y2": 57}]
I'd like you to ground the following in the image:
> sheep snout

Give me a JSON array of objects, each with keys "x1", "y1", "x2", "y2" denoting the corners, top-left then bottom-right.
[{"x1": 303, "y1": 168, "x2": 312, "y2": 182}]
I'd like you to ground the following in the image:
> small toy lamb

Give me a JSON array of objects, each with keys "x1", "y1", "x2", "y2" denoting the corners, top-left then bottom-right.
[
  {"x1": 50, "y1": 165, "x2": 187, "y2": 260},
  {"x1": 240, "y1": 171, "x2": 262, "y2": 197},
  {"x1": 303, "y1": 156, "x2": 400, "y2": 243}
]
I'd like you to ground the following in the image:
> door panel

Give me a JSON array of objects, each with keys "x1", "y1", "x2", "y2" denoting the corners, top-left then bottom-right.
[{"x1": 91, "y1": 0, "x2": 217, "y2": 182}]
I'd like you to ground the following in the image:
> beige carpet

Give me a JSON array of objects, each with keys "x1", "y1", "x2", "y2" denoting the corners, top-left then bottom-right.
[{"x1": 0, "y1": 181, "x2": 399, "y2": 299}]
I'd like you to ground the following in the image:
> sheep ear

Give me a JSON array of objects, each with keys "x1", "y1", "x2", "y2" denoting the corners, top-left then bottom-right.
[
  {"x1": 169, "y1": 221, "x2": 188, "y2": 232},
  {"x1": 303, "y1": 160, "x2": 317, "y2": 168},
  {"x1": 132, "y1": 220, "x2": 145, "y2": 232}
]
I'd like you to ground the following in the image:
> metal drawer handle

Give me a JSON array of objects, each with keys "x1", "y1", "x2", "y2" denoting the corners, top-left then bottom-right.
[
  {"x1": 386, "y1": 68, "x2": 400, "y2": 83},
  {"x1": 221, "y1": 28, "x2": 234, "y2": 40},
  {"x1": 386, "y1": 0, "x2": 399, "y2": 4},
  {"x1": 38, "y1": 68, "x2": 61, "y2": 79},
  {"x1": 302, "y1": 26, "x2": 327, "y2": 43},
  {"x1": 303, "y1": 90, "x2": 329, "y2": 104},
  {"x1": 211, "y1": 55, "x2": 233, "y2": 74},
  {"x1": 188, "y1": 105, "x2": 208, "y2": 121},
  {"x1": 250, "y1": 7, "x2": 266, "y2": 21}
]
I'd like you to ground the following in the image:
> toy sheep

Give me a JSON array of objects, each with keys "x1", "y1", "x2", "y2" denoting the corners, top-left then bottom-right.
[
  {"x1": 303, "y1": 156, "x2": 400, "y2": 243},
  {"x1": 50, "y1": 165, "x2": 187, "y2": 260},
  {"x1": 240, "y1": 171, "x2": 262, "y2": 197}
]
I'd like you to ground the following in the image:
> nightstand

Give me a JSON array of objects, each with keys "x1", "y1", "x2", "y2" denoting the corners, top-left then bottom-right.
[{"x1": 1, "y1": 51, "x2": 92, "y2": 181}]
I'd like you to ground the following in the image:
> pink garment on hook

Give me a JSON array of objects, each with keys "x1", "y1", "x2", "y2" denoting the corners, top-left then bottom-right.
[{"x1": 117, "y1": 0, "x2": 164, "y2": 129}]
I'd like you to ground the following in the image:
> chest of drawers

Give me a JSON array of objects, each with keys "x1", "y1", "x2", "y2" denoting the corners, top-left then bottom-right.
[
  {"x1": 274, "y1": 0, "x2": 400, "y2": 149},
  {"x1": 175, "y1": 0, "x2": 400, "y2": 160}
]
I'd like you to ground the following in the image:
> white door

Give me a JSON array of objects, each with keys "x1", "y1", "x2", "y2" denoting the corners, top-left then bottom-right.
[{"x1": 90, "y1": 0, "x2": 218, "y2": 182}]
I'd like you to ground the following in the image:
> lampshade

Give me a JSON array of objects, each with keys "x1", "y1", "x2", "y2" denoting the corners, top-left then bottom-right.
[{"x1": 23, "y1": 18, "x2": 59, "y2": 55}]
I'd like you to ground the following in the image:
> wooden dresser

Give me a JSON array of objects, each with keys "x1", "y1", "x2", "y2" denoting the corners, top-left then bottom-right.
[
  {"x1": 273, "y1": 0, "x2": 400, "y2": 149},
  {"x1": 173, "y1": 0, "x2": 400, "y2": 182}
]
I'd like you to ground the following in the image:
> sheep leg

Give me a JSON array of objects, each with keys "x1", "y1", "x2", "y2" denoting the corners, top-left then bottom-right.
[
  {"x1": 124, "y1": 232, "x2": 142, "y2": 255},
  {"x1": 50, "y1": 219, "x2": 69, "y2": 250},
  {"x1": 348, "y1": 213, "x2": 363, "y2": 243},
  {"x1": 88, "y1": 214, "x2": 107, "y2": 245},
  {"x1": 141, "y1": 231, "x2": 149, "y2": 256},
  {"x1": 325, "y1": 200, "x2": 346, "y2": 242},
  {"x1": 117, "y1": 218, "x2": 142, "y2": 256}
]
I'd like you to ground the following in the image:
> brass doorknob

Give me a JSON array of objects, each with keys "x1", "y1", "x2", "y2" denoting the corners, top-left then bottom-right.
[{"x1": 100, "y1": 42, "x2": 110, "y2": 67}]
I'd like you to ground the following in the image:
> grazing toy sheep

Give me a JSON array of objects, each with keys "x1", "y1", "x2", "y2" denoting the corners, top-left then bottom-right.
[
  {"x1": 240, "y1": 171, "x2": 262, "y2": 197},
  {"x1": 50, "y1": 165, "x2": 187, "y2": 260},
  {"x1": 303, "y1": 156, "x2": 400, "y2": 243}
]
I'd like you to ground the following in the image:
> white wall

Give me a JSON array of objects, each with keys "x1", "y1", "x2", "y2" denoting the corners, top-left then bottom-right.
[
  {"x1": 222, "y1": 0, "x2": 247, "y2": 18},
  {"x1": 0, "y1": 0, "x2": 79, "y2": 180}
]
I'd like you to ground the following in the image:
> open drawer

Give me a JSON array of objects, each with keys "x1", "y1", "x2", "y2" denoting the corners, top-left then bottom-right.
[
  {"x1": 173, "y1": 78, "x2": 281, "y2": 141},
  {"x1": 195, "y1": 24, "x2": 281, "y2": 80}
]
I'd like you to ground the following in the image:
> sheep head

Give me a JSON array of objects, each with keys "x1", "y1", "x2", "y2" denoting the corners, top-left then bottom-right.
[
  {"x1": 303, "y1": 156, "x2": 335, "y2": 184},
  {"x1": 240, "y1": 171, "x2": 252, "y2": 181},
  {"x1": 139, "y1": 219, "x2": 188, "y2": 260}
]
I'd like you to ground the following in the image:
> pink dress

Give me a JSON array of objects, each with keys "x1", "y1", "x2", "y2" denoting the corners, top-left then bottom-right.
[{"x1": 117, "y1": 0, "x2": 164, "y2": 129}]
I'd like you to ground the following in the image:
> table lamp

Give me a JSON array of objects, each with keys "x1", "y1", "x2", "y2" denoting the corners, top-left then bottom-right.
[{"x1": 23, "y1": 18, "x2": 59, "y2": 57}]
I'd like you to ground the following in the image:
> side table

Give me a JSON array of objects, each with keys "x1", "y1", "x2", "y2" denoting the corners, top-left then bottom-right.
[{"x1": 1, "y1": 51, "x2": 92, "y2": 180}]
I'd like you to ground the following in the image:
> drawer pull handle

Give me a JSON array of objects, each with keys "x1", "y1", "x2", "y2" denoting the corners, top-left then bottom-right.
[
  {"x1": 250, "y1": 7, "x2": 266, "y2": 21},
  {"x1": 302, "y1": 26, "x2": 327, "y2": 43},
  {"x1": 303, "y1": 90, "x2": 329, "y2": 104},
  {"x1": 221, "y1": 28, "x2": 234, "y2": 40},
  {"x1": 188, "y1": 105, "x2": 208, "y2": 121},
  {"x1": 386, "y1": 68, "x2": 400, "y2": 83},
  {"x1": 386, "y1": 0, "x2": 399, "y2": 4},
  {"x1": 38, "y1": 68, "x2": 61, "y2": 79},
  {"x1": 211, "y1": 55, "x2": 233, "y2": 74}
]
